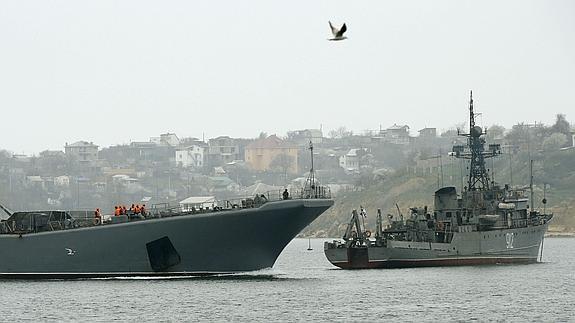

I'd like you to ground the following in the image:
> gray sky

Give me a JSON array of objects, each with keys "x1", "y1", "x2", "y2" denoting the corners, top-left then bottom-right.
[{"x1": 1, "y1": 0, "x2": 573, "y2": 154}]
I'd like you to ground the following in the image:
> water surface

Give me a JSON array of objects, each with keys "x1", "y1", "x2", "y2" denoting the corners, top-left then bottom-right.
[{"x1": 1, "y1": 238, "x2": 573, "y2": 322}]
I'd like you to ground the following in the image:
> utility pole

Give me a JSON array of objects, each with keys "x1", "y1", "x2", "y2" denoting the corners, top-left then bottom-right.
[
  {"x1": 530, "y1": 159, "x2": 534, "y2": 210},
  {"x1": 77, "y1": 177, "x2": 80, "y2": 209},
  {"x1": 523, "y1": 122, "x2": 539, "y2": 161},
  {"x1": 439, "y1": 148, "x2": 444, "y2": 188}
]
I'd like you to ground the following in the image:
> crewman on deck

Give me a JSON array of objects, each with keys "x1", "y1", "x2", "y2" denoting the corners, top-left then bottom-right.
[
  {"x1": 283, "y1": 189, "x2": 289, "y2": 200},
  {"x1": 94, "y1": 208, "x2": 101, "y2": 224},
  {"x1": 134, "y1": 204, "x2": 140, "y2": 214},
  {"x1": 122, "y1": 205, "x2": 127, "y2": 215},
  {"x1": 114, "y1": 206, "x2": 120, "y2": 216},
  {"x1": 141, "y1": 204, "x2": 146, "y2": 216}
]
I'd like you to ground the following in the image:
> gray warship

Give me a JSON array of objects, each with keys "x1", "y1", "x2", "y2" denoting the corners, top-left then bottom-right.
[
  {"x1": 325, "y1": 92, "x2": 553, "y2": 269},
  {"x1": 0, "y1": 153, "x2": 332, "y2": 278}
]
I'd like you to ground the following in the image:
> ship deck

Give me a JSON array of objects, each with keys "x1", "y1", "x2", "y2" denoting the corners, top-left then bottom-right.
[{"x1": 1, "y1": 187, "x2": 331, "y2": 236}]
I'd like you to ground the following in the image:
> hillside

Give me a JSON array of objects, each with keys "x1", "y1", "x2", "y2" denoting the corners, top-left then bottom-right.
[{"x1": 303, "y1": 148, "x2": 575, "y2": 237}]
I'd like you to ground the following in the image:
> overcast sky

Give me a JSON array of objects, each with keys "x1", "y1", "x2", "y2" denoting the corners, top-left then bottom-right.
[{"x1": 1, "y1": 0, "x2": 573, "y2": 154}]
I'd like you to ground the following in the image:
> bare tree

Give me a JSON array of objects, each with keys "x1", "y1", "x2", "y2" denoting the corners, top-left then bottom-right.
[
  {"x1": 270, "y1": 154, "x2": 294, "y2": 182},
  {"x1": 486, "y1": 124, "x2": 506, "y2": 142},
  {"x1": 543, "y1": 133, "x2": 568, "y2": 150},
  {"x1": 328, "y1": 126, "x2": 353, "y2": 139},
  {"x1": 551, "y1": 114, "x2": 571, "y2": 135}
]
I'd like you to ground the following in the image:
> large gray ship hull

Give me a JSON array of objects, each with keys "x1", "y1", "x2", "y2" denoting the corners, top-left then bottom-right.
[
  {"x1": 325, "y1": 224, "x2": 548, "y2": 269},
  {"x1": 0, "y1": 199, "x2": 333, "y2": 278}
]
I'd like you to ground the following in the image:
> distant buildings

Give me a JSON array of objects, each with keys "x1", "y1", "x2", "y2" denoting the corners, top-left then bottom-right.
[
  {"x1": 101, "y1": 142, "x2": 174, "y2": 166},
  {"x1": 372, "y1": 124, "x2": 411, "y2": 145},
  {"x1": 207, "y1": 136, "x2": 242, "y2": 167},
  {"x1": 176, "y1": 145, "x2": 205, "y2": 168},
  {"x1": 39, "y1": 150, "x2": 65, "y2": 158},
  {"x1": 245, "y1": 135, "x2": 298, "y2": 174},
  {"x1": 287, "y1": 129, "x2": 323, "y2": 145},
  {"x1": 64, "y1": 141, "x2": 99, "y2": 165},
  {"x1": 209, "y1": 176, "x2": 239, "y2": 193},
  {"x1": 150, "y1": 133, "x2": 180, "y2": 147},
  {"x1": 418, "y1": 127, "x2": 437, "y2": 138},
  {"x1": 339, "y1": 149, "x2": 360, "y2": 171},
  {"x1": 54, "y1": 175, "x2": 70, "y2": 187}
]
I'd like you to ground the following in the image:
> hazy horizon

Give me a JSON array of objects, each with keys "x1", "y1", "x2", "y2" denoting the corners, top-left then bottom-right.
[{"x1": 1, "y1": 0, "x2": 573, "y2": 155}]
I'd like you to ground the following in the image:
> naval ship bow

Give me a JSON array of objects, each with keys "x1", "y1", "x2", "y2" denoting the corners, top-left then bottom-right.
[
  {"x1": 0, "y1": 142, "x2": 333, "y2": 278},
  {"x1": 325, "y1": 91, "x2": 553, "y2": 269}
]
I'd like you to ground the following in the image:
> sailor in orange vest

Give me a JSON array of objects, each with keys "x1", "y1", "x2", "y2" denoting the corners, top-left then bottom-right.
[
  {"x1": 141, "y1": 204, "x2": 146, "y2": 216},
  {"x1": 114, "y1": 206, "x2": 120, "y2": 216}
]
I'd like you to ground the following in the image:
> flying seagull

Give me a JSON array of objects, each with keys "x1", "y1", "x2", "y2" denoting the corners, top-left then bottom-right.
[
  {"x1": 65, "y1": 248, "x2": 76, "y2": 256},
  {"x1": 328, "y1": 21, "x2": 347, "y2": 41}
]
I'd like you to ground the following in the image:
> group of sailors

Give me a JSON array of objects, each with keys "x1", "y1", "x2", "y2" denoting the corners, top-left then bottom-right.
[
  {"x1": 113, "y1": 204, "x2": 146, "y2": 216},
  {"x1": 93, "y1": 204, "x2": 147, "y2": 224}
]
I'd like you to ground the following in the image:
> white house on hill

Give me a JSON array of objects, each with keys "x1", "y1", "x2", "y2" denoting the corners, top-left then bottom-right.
[{"x1": 176, "y1": 145, "x2": 205, "y2": 168}]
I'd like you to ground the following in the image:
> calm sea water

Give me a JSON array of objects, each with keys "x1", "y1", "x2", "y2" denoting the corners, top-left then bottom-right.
[{"x1": 1, "y1": 238, "x2": 574, "y2": 322}]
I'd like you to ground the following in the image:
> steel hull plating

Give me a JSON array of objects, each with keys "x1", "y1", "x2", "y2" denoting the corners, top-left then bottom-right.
[
  {"x1": 325, "y1": 224, "x2": 548, "y2": 269},
  {"x1": 0, "y1": 199, "x2": 333, "y2": 278}
]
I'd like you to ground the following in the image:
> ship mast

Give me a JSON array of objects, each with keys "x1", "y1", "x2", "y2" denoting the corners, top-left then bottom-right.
[
  {"x1": 452, "y1": 91, "x2": 501, "y2": 191},
  {"x1": 304, "y1": 140, "x2": 316, "y2": 196}
]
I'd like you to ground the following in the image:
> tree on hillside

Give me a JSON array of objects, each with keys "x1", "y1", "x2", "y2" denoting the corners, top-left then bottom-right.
[
  {"x1": 440, "y1": 122, "x2": 465, "y2": 138},
  {"x1": 328, "y1": 126, "x2": 353, "y2": 139},
  {"x1": 486, "y1": 124, "x2": 506, "y2": 142},
  {"x1": 505, "y1": 122, "x2": 546, "y2": 151},
  {"x1": 440, "y1": 129, "x2": 458, "y2": 138},
  {"x1": 270, "y1": 153, "x2": 294, "y2": 182},
  {"x1": 550, "y1": 114, "x2": 571, "y2": 135},
  {"x1": 542, "y1": 133, "x2": 568, "y2": 150},
  {"x1": 0, "y1": 150, "x2": 11, "y2": 160}
]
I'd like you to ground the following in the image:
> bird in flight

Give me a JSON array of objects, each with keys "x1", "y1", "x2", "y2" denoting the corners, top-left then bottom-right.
[
  {"x1": 328, "y1": 21, "x2": 347, "y2": 41},
  {"x1": 65, "y1": 248, "x2": 76, "y2": 256}
]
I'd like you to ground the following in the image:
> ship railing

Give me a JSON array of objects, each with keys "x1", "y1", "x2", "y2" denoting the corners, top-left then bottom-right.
[
  {"x1": 68, "y1": 210, "x2": 103, "y2": 228},
  {"x1": 293, "y1": 186, "x2": 332, "y2": 200},
  {"x1": 147, "y1": 186, "x2": 332, "y2": 217},
  {"x1": 0, "y1": 186, "x2": 333, "y2": 234},
  {"x1": 509, "y1": 216, "x2": 550, "y2": 228},
  {"x1": 507, "y1": 218, "x2": 528, "y2": 229},
  {"x1": 0, "y1": 210, "x2": 86, "y2": 234}
]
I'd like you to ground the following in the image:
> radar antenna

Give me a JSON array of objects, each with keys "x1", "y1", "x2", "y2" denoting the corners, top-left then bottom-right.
[{"x1": 451, "y1": 91, "x2": 501, "y2": 191}]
